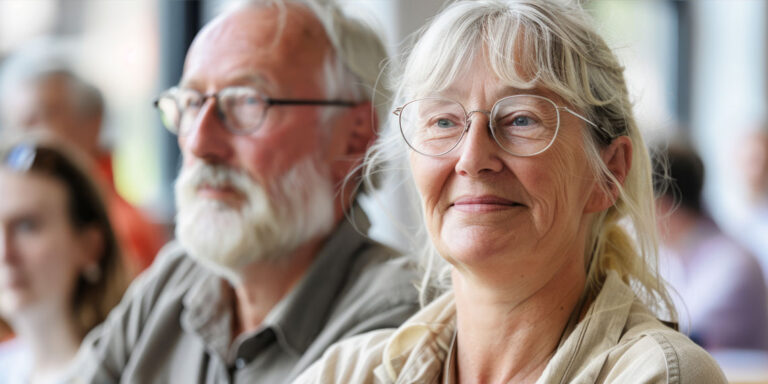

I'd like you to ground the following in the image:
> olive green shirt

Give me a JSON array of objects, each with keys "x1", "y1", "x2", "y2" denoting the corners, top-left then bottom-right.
[{"x1": 70, "y1": 210, "x2": 419, "y2": 383}]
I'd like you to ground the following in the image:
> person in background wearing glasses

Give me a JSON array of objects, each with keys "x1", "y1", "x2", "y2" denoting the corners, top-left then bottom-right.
[
  {"x1": 70, "y1": 1, "x2": 418, "y2": 383},
  {"x1": 295, "y1": 1, "x2": 726, "y2": 383},
  {"x1": 0, "y1": 135, "x2": 127, "y2": 384}
]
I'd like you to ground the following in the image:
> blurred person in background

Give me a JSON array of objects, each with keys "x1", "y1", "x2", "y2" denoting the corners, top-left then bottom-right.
[
  {"x1": 0, "y1": 42, "x2": 166, "y2": 276},
  {"x1": 737, "y1": 127, "x2": 768, "y2": 279},
  {"x1": 655, "y1": 144, "x2": 768, "y2": 351},
  {"x1": 71, "y1": 1, "x2": 419, "y2": 383},
  {"x1": 0, "y1": 134, "x2": 127, "y2": 384}
]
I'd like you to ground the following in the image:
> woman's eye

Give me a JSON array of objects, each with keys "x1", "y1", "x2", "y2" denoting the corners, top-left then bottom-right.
[
  {"x1": 436, "y1": 119, "x2": 455, "y2": 128},
  {"x1": 14, "y1": 217, "x2": 40, "y2": 234},
  {"x1": 512, "y1": 116, "x2": 533, "y2": 126}
]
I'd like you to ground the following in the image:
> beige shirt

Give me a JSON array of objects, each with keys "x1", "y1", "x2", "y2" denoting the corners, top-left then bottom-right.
[
  {"x1": 294, "y1": 271, "x2": 727, "y2": 384},
  {"x1": 68, "y1": 209, "x2": 420, "y2": 384}
]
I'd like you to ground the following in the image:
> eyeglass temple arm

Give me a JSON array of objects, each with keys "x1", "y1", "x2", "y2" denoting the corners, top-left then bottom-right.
[
  {"x1": 559, "y1": 107, "x2": 598, "y2": 128},
  {"x1": 267, "y1": 99, "x2": 358, "y2": 107}
]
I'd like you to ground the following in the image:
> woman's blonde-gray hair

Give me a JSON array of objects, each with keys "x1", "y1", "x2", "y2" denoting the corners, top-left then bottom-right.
[{"x1": 363, "y1": 0, "x2": 674, "y2": 319}]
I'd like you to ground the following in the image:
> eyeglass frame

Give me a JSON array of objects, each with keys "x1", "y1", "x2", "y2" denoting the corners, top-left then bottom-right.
[
  {"x1": 153, "y1": 86, "x2": 360, "y2": 136},
  {"x1": 393, "y1": 94, "x2": 602, "y2": 157}
]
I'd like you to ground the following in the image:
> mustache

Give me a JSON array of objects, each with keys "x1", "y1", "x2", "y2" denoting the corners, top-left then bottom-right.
[{"x1": 177, "y1": 162, "x2": 257, "y2": 194}]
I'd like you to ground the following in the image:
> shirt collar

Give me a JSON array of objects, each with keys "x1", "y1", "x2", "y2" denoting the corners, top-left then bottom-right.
[
  {"x1": 180, "y1": 204, "x2": 372, "y2": 358},
  {"x1": 267, "y1": 204, "x2": 372, "y2": 355},
  {"x1": 376, "y1": 271, "x2": 638, "y2": 383}
]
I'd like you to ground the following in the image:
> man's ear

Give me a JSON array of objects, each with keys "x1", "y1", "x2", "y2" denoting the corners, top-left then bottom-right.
[
  {"x1": 585, "y1": 135, "x2": 633, "y2": 213},
  {"x1": 331, "y1": 101, "x2": 376, "y2": 181}
]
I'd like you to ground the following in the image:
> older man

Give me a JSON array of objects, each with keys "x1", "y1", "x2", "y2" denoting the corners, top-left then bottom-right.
[{"x1": 72, "y1": 1, "x2": 418, "y2": 383}]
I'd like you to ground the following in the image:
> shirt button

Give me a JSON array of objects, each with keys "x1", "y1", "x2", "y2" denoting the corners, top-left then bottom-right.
[{"x1": 235, "y1": 358, "x2": 246, "y2": 370}]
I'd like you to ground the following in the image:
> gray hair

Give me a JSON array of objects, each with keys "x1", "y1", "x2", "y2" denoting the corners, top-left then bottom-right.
[
  {"x1": 0, "y1": 41, "x2": 104, "y2": 121},
  {"x1": 363, "y1": 0, "x2": 674, "y2": 319},
  {"x1": 232, "y1": 0, "x2": 391, "y2": 128}
]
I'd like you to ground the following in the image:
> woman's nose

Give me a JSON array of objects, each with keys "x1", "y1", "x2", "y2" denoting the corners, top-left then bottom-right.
[{"x1": 454, "y1": 112, "x2": 504, "y2": 176}]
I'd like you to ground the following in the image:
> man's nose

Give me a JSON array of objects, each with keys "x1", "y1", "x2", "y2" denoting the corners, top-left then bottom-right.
[
  {"x1": 180, "y1": 99, "x2": 233, "y2": 164},
  {"x1": 454, "y1": 112, "x2": 504, "y2": 176}
]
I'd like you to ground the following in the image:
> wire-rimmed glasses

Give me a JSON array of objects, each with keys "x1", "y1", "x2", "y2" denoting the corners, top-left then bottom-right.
[
  {"x1": 394, "y1": 94, "x2": 599, "y2": 157},
  {"x1": 154, "y1": 86, "x2": 359, "y2": 136}
]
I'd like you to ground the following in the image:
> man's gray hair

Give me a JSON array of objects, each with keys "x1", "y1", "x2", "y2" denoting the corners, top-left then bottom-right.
[
  {"x1": 233, "y1": 0, "x2": 391, "y2": 128},
  {"x1": 0, "y1": 39, "x2": 105, "y2": 120}
]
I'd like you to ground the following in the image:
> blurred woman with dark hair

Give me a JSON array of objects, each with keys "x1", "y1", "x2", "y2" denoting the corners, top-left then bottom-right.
[{"x1": 0, "y1": 135, "x2": 127, "y2": 383}]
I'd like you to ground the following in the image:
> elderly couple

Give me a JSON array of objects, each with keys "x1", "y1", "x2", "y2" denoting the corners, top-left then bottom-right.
[{"x1": 70, "y1": 0, "x2": 725, "y2": 383}]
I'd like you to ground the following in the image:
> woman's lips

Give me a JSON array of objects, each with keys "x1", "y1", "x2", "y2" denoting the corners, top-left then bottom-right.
[{"x1": 450, "y1": 195, "x2": 523, "y2": 213}]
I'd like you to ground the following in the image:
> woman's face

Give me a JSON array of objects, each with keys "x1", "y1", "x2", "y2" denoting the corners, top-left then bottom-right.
[
  {"x1": 0, "y1": 168, "x2": 91, "y2": 319},
  {"x1": 409, "y1": 62, "x2": 608, "y2": 280}
]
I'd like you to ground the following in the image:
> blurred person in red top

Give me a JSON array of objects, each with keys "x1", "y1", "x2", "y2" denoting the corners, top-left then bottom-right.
[{"x1": 0, "y1": 42, "x2": 166, "y2": 276}]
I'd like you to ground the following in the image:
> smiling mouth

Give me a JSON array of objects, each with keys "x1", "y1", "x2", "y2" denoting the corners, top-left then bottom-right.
[{"x1": 450, "y1": 196, "x2": 524, "y2": 212}]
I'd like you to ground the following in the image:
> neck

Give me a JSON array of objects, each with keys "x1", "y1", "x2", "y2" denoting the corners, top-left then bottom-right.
[
  {"x1": 230, "y1": 237, "x2": 324, "y2": 336},
  {"x1": 9, "y1": 305, "x2": 82, "y2": 383},
  {"x1": 452, "y1": 255, "x2": 586, "y2": 384}
]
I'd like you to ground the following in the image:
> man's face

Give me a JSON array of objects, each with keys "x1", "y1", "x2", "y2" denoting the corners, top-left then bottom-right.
[
  {"x1": 174, "y1": 4, "x2": 356, "y2": 276},
  {"x1": 178, "y1": 4, "x2": 345, "y2": 201},
  {"x1": 2, "y1": 75, "x2": 101, "y2": 157}
]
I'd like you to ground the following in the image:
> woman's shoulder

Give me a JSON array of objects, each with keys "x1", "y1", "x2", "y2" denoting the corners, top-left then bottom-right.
[
  {"x1": 294, "y1": 291, "x2": 458, "y2": 384},
  {"x1": 293, "y1": 329, "x2": 395, "y2": 384},
  {"x1": 599, "y1": 301, "x2": 727, "y2": 384}
]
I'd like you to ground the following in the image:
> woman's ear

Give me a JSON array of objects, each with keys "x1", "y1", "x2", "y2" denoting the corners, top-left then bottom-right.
[
  {"x1": 76, "y1": 225, "x2": 105, "y2": 272},
  {"x1": 585, "y1": 136, "x2": 633, "y2": 213}
]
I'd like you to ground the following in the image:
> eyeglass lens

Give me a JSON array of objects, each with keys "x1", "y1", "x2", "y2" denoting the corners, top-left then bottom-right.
[
  {"x1": 399, "y1": 95, "x2": 560, "y2": 157},
  {"x1": 156, "y1": 87, "x2": 268, "y2": 136}
]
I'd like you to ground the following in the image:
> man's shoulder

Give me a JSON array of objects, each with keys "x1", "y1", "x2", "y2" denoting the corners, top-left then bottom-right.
[
  {"x1": 122, "y1": 240, "x2": 211, "y2": 308},
  {"x1": 338, "y1": 240, "x2": 419, "y2": 313}
]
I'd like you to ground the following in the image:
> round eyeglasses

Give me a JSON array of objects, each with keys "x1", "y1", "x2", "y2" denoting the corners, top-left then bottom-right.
[
  {"x1": 394, "y1": 94, "x2": 599, "y2": 157},
  {"x1": 154, "y1": 86, "x2": 359, "y2": 136}
]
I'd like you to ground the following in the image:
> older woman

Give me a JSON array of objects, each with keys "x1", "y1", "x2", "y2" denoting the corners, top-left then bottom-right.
[
  {"x1": 0, "y1": 136, "x2": 127, "y2": 383},
  {"x1": 296, "y1": 0, "x2": 725, "y2": 383}
]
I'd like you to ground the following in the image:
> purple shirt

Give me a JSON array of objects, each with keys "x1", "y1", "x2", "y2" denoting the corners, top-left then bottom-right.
[{"x1": 660, "y1": 219, "x2": 768, "y2": 351}]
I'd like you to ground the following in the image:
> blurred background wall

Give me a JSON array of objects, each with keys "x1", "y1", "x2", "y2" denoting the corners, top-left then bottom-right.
[{"x1": 0, "y1": 0, "x2": 764, "y2": 251}]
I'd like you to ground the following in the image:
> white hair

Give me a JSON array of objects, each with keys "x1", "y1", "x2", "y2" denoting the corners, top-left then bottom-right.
[
  {"x1": 174, "y1": 156, "x2": 335, "y2": 283},
  {"x1": 362, "y1": 0, "x2": 674, "y2": 320},
  {"x1": 223, "y1": 0, "x2": 391, "y2": 128},
  {"x1": 0, "y1": 38, "x2": 104, "y2": 121}
]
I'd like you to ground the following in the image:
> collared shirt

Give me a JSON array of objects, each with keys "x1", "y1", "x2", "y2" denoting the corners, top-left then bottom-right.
[
  {"x1": 295, "y1": 270, "x2": 727, "y2": 384},
  {"x1": 69, "y1": 208, "x2": 420, "y2": 384}
]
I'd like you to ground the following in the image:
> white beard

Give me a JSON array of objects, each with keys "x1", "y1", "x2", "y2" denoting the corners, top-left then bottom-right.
[{"x1": 173, "y1": 157, "x2": 336, "y2": 283}]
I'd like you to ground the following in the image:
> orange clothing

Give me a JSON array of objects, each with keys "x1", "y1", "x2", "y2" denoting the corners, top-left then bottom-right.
[{"x1": 96, "y1": 155, "x2": 166, "y2": 275}]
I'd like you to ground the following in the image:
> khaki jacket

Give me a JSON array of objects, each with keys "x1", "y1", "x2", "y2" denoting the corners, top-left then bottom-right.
[{"x1": 294, "y1": 271, "x2": 727, "y2": 384}]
